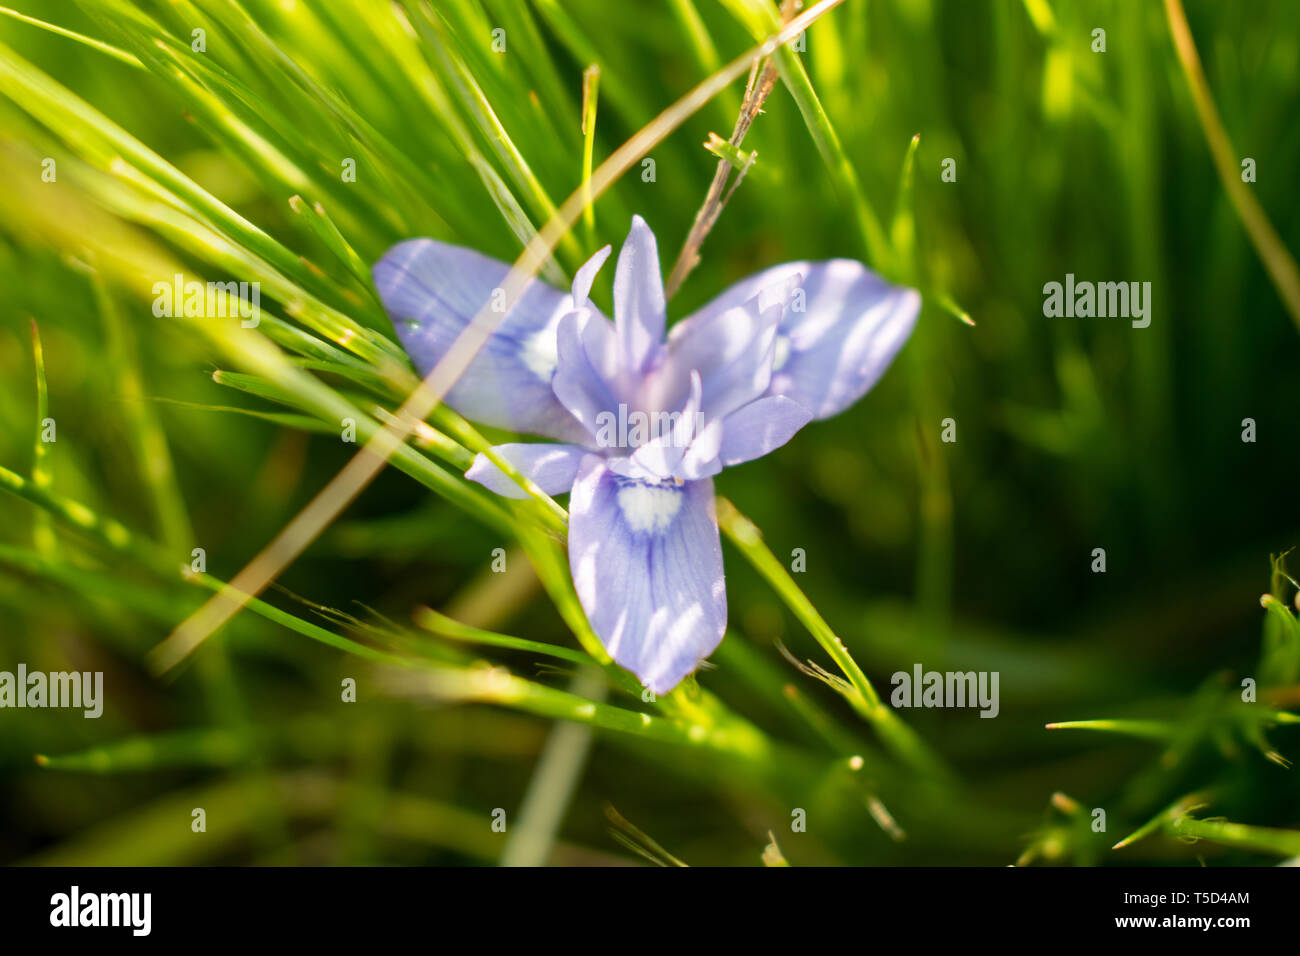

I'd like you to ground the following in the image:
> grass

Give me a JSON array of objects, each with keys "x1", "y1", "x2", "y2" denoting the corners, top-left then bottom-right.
[{"x1": 0, "y1": 0, "x2": 1298, "y2": 866}]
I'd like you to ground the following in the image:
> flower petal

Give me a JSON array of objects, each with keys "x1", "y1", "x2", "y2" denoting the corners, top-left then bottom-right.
[
  {"x1": 568, "y1": 456, "x2": 726, "y2": 694},
  {"x1": 552, "y1": 310, "x2": 622, "y2": 440},
  {"x1": 665, "y1": 282, "x2": 791, "y2": 421},
  {"x1": 572, "y1": 244, "x2": 612, "y2": 312},
  {"x1": 629, "y1": 370, "x2": 702, "y2": 479},
  {"x1": 373, "y1": 238, "x2": 589, "y2": 442},
  {"x1": 464, "y1": 443, "x2": 587, "y2": 499},
  {"x1": 613, "y1": 215, "x2": 667, "y2": 375},
  {"x1": 677, "y1": 260, "x2": 920, "y2": 419},
  {"x1": 678, "y1": 417, "x2": 723, "y2": 480},
  {"x1": 717, "y1": 395, "x2": 813, "y2": 467}
]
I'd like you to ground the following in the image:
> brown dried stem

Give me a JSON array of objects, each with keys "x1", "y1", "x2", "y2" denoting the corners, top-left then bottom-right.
[{"x1": 664, "y1": 2, "x2": 801, "y2": 300}]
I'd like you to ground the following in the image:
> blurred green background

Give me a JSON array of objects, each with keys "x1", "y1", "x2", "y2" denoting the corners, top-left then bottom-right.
[{"x1": 0, "y1": 0, "x2": 1298, "y2": 866}]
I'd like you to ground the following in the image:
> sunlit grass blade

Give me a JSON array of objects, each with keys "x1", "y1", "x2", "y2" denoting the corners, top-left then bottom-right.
[
  {"x1": 605, "y1": 804, "x2": 688, "y2": 867},
  {"x1": 1044, "y1": 718, "x2": 1176, "y2": 741},
  {"x1": 27, "y1": 319, "x2": 56, "y2": 557},
  {"x1": 716, "y1": 497, "x2": 949, "y2": 778},
  {"x1": 0, "y1": 4, "x2": 142, "y2": 67},
  {"x1": 413, "y1": 606, "x2": 594, "y2": 669},
  {"x1": 1170, "y1": 815, "x2": 1300, "y2": 858},
  {"x1": 36, "y1": 729, "x2": 249, "y2": 773},
  {"x1": 1164, "y1": 0, "x2": 1300, "y2": 332}
]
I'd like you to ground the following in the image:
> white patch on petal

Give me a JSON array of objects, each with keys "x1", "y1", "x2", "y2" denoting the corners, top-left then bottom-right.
[
  {"x1": 520, "y1": 326, "x2": 559, "y2": 381},
  {"x1": 574, "y1": 550, "x2": 599, "y2": 610},
  {"x1": 616, "y1": 481, "x2": 682, "y2": 534},
  {"x1": 771, "y1": 333, "x2": 792, "y2": 372}
]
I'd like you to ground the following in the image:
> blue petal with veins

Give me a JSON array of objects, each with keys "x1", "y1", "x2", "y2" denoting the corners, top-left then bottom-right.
[{"x1": 373, "y1": 215, "x2": 920, "y2": 693}]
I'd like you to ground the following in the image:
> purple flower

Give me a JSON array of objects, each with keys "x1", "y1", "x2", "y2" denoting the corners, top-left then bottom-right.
[{"x1": 373, "y1": 216, "x2": 919, "y2": 694}]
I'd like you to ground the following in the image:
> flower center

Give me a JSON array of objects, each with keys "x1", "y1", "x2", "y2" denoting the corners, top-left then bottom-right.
[
  {"x1": 615, "y1": 480, "x2": 683, "y2": 533},
  {"x1": 520, "y1": 327, "x2": 559, "y2": 381}
]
